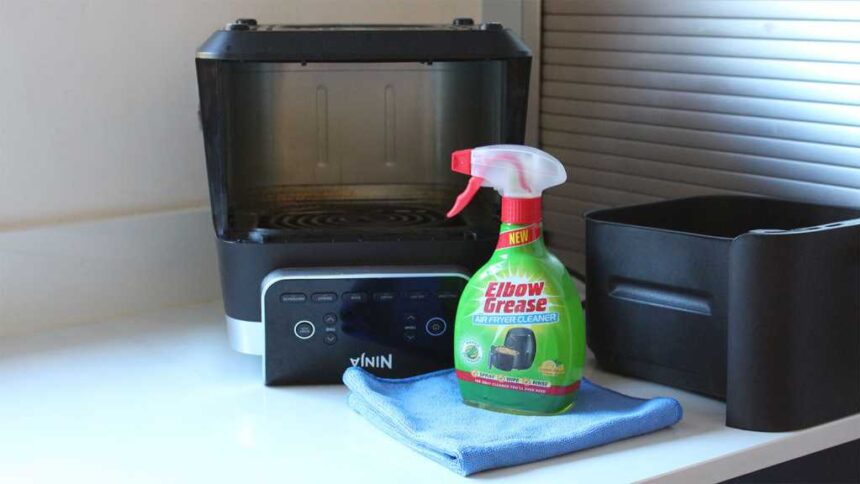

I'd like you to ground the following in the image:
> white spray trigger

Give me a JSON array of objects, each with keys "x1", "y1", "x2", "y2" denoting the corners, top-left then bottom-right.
[
  {"x1": 447, "y1": 145, "x2": 567, "y2": 219},
  {"x1": 467, "y1": 145, "x2": 566, "y2": 198}
]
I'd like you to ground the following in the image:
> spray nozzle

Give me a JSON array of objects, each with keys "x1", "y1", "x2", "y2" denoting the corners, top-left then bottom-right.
[{"x1": 446, "y1": 145, "x2": 567, "y2": 220}]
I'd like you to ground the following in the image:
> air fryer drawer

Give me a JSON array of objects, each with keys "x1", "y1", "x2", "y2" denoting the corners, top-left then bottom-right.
[{"x1": 586, "y1": 196, "x2": 860, "y2": 431}]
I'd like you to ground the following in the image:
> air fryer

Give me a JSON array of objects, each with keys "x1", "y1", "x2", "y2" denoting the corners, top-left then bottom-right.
[
  {"x1": 195, "y1": 19, "x2": 532, "y2": 353},
  {"x1": 489, "y1": 327, "x2": 536, "y2": 371},
  {"x1": 504, "y1": 328, "x2": 536, "y2": 369}
]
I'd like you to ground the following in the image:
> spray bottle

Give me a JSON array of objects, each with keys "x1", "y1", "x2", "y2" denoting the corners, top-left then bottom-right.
[{"x1": 447, "y1": 145, "x2": 585, "y2": 415}]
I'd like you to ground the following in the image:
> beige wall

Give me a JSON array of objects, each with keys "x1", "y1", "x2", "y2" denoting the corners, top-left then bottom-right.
[{"x1": 0, "y1": 0, "x2": 483, "y2": 230}]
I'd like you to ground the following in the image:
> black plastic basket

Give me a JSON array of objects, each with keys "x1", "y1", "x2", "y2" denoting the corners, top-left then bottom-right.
[{"x1": 586, "y1": 196, "x2": 860, "y2": 431}]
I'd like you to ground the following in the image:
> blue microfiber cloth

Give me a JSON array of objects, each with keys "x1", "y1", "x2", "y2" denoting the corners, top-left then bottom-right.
[{"x1": 343, "y1": 367, "x2": 682, "y2": 476}]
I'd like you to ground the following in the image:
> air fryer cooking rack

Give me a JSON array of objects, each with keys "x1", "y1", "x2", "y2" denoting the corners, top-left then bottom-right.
[{"x1": 227, "y1": 184, "x2": 497, "y2": 243}]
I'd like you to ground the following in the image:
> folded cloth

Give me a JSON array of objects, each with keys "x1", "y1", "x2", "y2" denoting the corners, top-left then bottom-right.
[{"x1": 343, "y1": 367, "x2": 682, "y2": 476}]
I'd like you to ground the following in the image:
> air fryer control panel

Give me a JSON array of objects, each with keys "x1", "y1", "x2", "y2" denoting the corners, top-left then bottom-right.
[{"x1": 262, "y1": 267, "x2": 467, "y2": 385}]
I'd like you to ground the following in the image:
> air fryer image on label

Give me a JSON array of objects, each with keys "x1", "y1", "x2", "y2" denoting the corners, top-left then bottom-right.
[{"x1": 488, "y1": 327, "x2": 536, "y2": 372}]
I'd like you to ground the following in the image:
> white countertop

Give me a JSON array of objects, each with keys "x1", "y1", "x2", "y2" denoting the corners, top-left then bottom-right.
[{"x1": 1, "y1": 302, "x2": 857, "y2": 483}]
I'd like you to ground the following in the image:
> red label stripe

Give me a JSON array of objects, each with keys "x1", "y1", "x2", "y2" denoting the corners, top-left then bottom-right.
[
  {"x1": 496, "y1": 224, "x2": 541, "y2": 249},
  {"x1": 456, "y1": 370, "x2": 580, "y2": 396}
]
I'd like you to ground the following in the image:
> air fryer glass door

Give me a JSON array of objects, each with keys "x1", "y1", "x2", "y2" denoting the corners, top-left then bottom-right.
[
  {"x1": 220, "y1": 61, "x2": 507, "y2": 243},
  {"x1": 229, "y1": 61, "x2": 502, "y2": 187}
]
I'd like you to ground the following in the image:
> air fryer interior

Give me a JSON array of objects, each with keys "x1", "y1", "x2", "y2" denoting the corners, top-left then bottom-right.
[{"x1": 222, "y1": 61, "x2": 505, "y2": 243}]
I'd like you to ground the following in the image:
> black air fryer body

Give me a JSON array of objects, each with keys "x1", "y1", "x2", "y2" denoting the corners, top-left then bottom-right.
[{"x1": 196, "y1": 20, "x2": 532, "y2": 357}]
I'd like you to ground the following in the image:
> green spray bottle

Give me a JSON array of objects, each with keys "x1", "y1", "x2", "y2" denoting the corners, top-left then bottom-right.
[{"x1": 446, "y1": 145, "x2": 586, "y2": 415}]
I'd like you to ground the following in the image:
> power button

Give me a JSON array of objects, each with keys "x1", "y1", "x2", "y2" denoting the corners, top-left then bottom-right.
[
  {"x1": 293, "y1": 320, "x2": 316, "y2": 340},
  {"x1": 425, "y1": 317, "x2": 447, "y2": 336}
]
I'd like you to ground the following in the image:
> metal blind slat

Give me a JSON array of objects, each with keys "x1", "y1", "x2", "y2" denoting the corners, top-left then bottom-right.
[
  {"x1": 542, "y1": 33, "x2": 860, "y2": 64},
  {"x1": 544, "y1": 145, "x2": 860, "y2": 206},
  {"x1": 543, "y1": 16, "x2": 860, "y2": 42},
  {"x1": 541, "y1": 98, "x2": 860, "y2": 146},
  {"x1": 542, "y1": 65, "x2": 860, "y2": 105},
  {"x1": 543, "y1": 1, "x2": 860, "y2": 21},
  {"x1": 540, "y1": 134, "x2": 860, "y2": 189},
  {"x1": 541, "y1": 82, "x2": 860, "y2": 127},
  {"x1": 541, "y1": 118, "x2": 860, "y2": 168},
  {"x1": 543, "y1": 49, "x2": 860, "y2": 85}
]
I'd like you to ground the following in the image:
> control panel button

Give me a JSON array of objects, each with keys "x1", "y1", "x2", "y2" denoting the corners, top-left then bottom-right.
[
  {"x1": 402, "y1": 313, "x2": 418, "y2": 325},
  {"x1": 373, "y1": 292, "x2": 396, "y2": 302},
  {"x1": 281, "y1": 293, "x2": 307, "y2": 303},
  {"x1": 342, "y1": 292, "x2": 368, "y2": 303},
  {"x1": 425, "y1": 317, "x2": 447, "y2": 336},
  {"x1": 407, "y1": 291, "x2": 429, "y2": 301},
  {"x1": 323, "y1": 332, "x2": 338, "y2": 345},
  {"x1": 402, "y1": 329, "x2": 417, "y2": 343},
  {"x1": 323, "y1": 313, "x2": 338, "y2": 325},
  {"x1": 437, "y1": 291, "x2": 459, "y2": 300},
  {"x1": 293, "y1": 320, "x2": 316, "y2": 340},
  {"x1": 312, "y1": 292, "x2": 338, "y2": 303}
]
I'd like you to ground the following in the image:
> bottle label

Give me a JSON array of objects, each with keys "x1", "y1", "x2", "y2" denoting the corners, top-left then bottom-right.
[{"x1": 453, "y1": 232, "x2": 584, "y2": 401}]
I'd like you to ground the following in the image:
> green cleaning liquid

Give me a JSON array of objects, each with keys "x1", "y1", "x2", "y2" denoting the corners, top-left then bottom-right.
[{"x1": 445, "y1": 145, "x2": 586, "y2": 415}]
